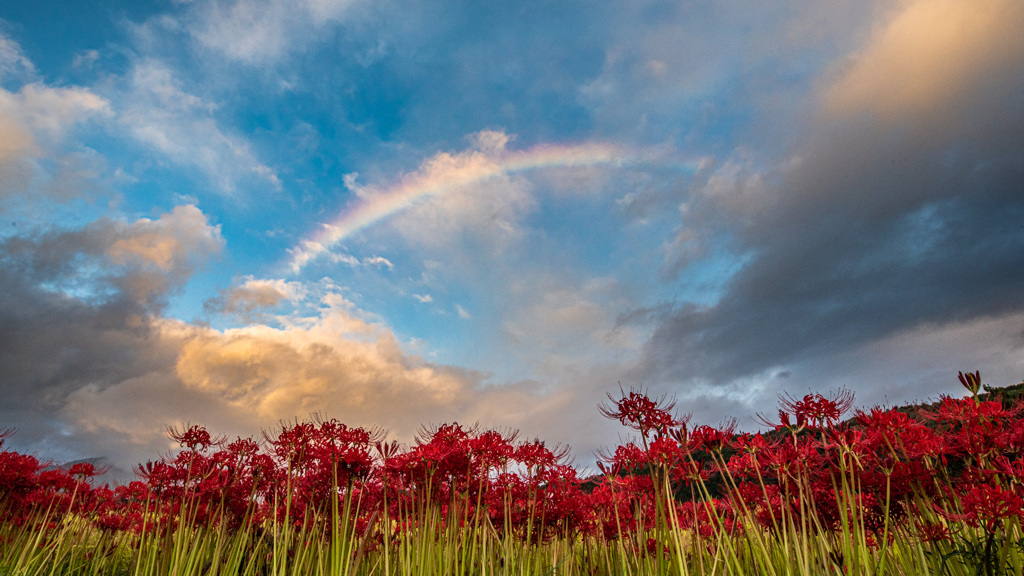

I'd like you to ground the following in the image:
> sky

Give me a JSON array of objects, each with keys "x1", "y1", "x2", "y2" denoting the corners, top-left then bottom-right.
[{"x1": 1, "y1": 0, "x2": 1022, "y2": 480}]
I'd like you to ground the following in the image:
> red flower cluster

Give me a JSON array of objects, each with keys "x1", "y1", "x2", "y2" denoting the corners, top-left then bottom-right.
[{"x1": 2, "y1": 373, "x2": 1023, "y2": 550}]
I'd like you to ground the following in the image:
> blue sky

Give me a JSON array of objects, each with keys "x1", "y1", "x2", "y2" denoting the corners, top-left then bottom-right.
[{"x1": 2, "y1": 0, "x2": 1023, "y2": 479}]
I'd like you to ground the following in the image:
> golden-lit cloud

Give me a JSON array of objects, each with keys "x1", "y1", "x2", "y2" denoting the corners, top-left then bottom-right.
[
  {"x1": 103, "y1": 205, "x2": 225, "y2": 305},
  {"x1": 824, "y1": 0, "x2": 1024, "y2": 122},
  {"x1": 174, "y1": 314, "x2": 470, "y2": 424},
  {"x1": 56, "y1": 305, "x2": 596, "y2": 477},
  {"x1": 0, "y1": 111, "x2": 34, "y2": 162},
  {"x1": 205, "y1": 277, "x2": 306, "y2": 318},
  {"x1": 107, "y1": 207, "x2": 221, "y2": 270}
]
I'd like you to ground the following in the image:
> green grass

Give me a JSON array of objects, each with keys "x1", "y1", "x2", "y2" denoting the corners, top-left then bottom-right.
[{"x1": 3, "y1": 472, "x2": 1022, "y2": 576}]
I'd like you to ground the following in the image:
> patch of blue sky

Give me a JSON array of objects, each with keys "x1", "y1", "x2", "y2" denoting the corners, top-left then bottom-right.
[
  {"x1": 385, "y1": 295, "x2": 480, "y2": 364},
  {"x1": 0, "y1": 0, "x2": 153, "y2": 80},
  {"x1": 671, "y1": 246, "x2": 752, "y2": 310},
  {"x1": 38, "y1": 259, "x2": 117, "y2": 304},
  {"x1": 525, "y1": 198, "x2": 659, "y2": 278},
  {"x1": 2, "y1": 182, "x2": 114, "y2": 241},
  {"x1": 295, "y1": 7, "x2": 604, "y2": 148}
]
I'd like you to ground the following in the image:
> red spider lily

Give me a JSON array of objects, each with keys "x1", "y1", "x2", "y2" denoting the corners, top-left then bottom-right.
[
  {"x1": 66, "y1": 461, "x2": 111, "y2": 481},
  {"x1": 598, "y1": 387, "x2": 684, "y2": 439},
  {"x1": 5, "y1": 370, "x2": 1024, "y2": 554},
  {"x1": 821, "y1": 424, "x2": 863, "y2": 453},
  {"x1": 774, "y1": 389, "x2": 855, "y2": 431},
  {"x1": 0, "y1": 450, "x2": 46, "y2": 499},
  {"x1": 732, "y1": 432, "x2": 772, "y2": 454},
  {"x1": 855, "y1": 406, "x2": 945, "y2": 461},
  {"x1": 937, "y1": 483, "x2": 1024, "y2": 530},
  {"x1": 912, "y1": 520, "x2": 952, "y2": 543},
  {"x1": 760, "y1": 438, "x2": 822, "y2": 483},
  {"x1": 668, "y1": 421, "x2": 689, "y2": 446},
  {"x1": 374, "y1": 440, "x2": 402, "y2": 462},
  {"x1": 167, "y1": 424, "x2": 224, "y2": 452},
  {"x1": 928, "y1": 396, "x2": 1021, "y2": 425},
  {"x1": 265, "y1": 420, "x2": 316, "y2": 470},
  {"x1": 959, "y1": 370, "x2": 983, "y2": 396},
  {"x1": 671, "y1": 457, "x2": 713, "y2": 487},
  {"x1": 467, "y1": 429, "x2": 516, "y2": 473},
  {"x1": 515, "y1": 439, "x2": 570, "y2": 474},
  {"x1": 688, "y1": 421, "x2": 737, "y2": 452},
  {"x1": 727, "y1": 434, "x2": 779, "y2": 478},
  {"x1": 646, "y1": 436, "x2": 683, "y2": 468},
  {"x1": 596, "y1": 442, "x2": 646, "y2": 473},
  {"x1": 993, "y1": 455, "x2": 1024, "y2": 484},
  {"x1": 595, "y1": 460, "x2": 623, "y2": 478}
]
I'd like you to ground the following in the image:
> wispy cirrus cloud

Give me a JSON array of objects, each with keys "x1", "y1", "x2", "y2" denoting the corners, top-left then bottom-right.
[
  {"x1": 0, "y1": 32, "x2": 33, "y2": 80},
  {"x1": 185, "y1": 0, "x2": 362, "y2": 64},
  {"x1": 116, "y1": 59, "x2": 280, "y2": 195}
]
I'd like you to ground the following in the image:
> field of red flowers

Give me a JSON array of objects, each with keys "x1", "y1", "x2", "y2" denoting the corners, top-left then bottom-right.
[{"x1": 2, "y1": 371, "x2": 1024, "y2": 575}]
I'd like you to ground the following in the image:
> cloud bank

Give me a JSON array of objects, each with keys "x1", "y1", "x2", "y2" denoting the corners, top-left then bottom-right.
[{"x1": 635, "y1": 0, "x2": 1024, "y2": 393}]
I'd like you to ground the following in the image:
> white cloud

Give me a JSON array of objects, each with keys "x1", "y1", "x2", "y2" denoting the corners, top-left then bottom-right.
[
  {"x1": 72, "y1": 50, "x2": 101, "y2": 70},
  {"x1": 327, "y1": 252, "x2": 395, "y2": 270},
  {"x1": 0, "y1": 72, "x2": 111, "y2": 199},
  {"x1": 467, "y1": 129, "x2": 512, "y2": 154},
  {"x1": 118, "y1": 59, "x2": 280, "y2": 194},
  {"x1": 329, "y1": 253, "x2": 361, "y2": 266},
  {"x1": 413, "y1": 293, "x2": 432, "y2": 303},
  {"x1": 364, "y1": 256, "x2": 394, "y2": 270},
  {"x1": 0, "y1": 83, "x2": 110, "y2": 162},
  {"x1": 187, "y1": 0, "x2": 359, "y2": 64},
  {"x1": 0, "y1": 33, "x2": 34, "y2": 81},
  {"x1": 455, "y1": 304, "x2": 472, "y2": 319}
]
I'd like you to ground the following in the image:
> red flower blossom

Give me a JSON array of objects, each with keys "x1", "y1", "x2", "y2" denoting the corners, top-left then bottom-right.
[
  {"x1": 775, "y1": 389, "x2": 855, "y2": 430},
  {"x1": 938, "y1": 483, "x2": 1024, "y2": 530},
  {"x1": 599, "y1": 387, "x2": 683, "y2": 439},
  {"x1": 912, "y1": 521, "x2": 952, "y2": 543}
]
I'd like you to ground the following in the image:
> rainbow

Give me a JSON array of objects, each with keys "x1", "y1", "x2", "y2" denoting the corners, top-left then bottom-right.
[{"x1": 287, "y1": 141, "x2": 697, "y2": 272}]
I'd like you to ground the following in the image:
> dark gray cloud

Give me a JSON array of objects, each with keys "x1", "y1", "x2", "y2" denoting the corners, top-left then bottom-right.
[
  {"x1": 635, "y1": 0, "x2": 1024, "y2": 391},
  {"x1": 0, "y1": 265, "x2": 179, "y2": 475},
  {"x1": 0, "y1": 206, "x2": 223, "y2": 466}
]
